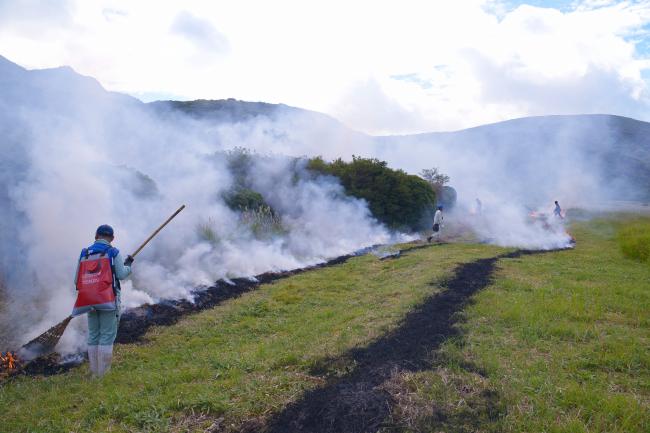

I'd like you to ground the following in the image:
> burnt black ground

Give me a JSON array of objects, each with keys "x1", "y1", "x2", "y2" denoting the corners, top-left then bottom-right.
[
  {"x1": 3, "y1": 254, "x2": 357, "y2": 378},
  {"x1": 253, "y1": 249, "x2": 547, "y2": 433}
]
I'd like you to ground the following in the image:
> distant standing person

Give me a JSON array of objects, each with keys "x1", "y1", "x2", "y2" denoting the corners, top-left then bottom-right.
[
  {"x1": 72, "y1": 225, "x2": 134, "y2": 377},
  {"x1": 475, "y1": 198, "x2": 482, "y2": 215},
  {"x1": 427, "y1": 205, "x2": 444, "y2": 242},
  {"x1": 554, "y1": 201, "x2": 563, "y2": 219}
]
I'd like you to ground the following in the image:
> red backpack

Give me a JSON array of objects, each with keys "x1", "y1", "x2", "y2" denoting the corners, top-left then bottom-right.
[{"x1": 72, "y1": 245, "x2": 118, "y2": 316}]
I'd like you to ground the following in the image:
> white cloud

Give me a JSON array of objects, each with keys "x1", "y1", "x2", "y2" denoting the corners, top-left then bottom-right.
[
  {"x1": 0, "y1": 0, "x2": 74, "y2": 31},
  {"x1": 0, "y1": 0, "x2": 648, "y2": 134},
  {"x1": 334, "y1": 78, "x2": 430, "y2": 135},
  {"x1": 170, "y1": 10, "x2": 230, "y2": 56}
]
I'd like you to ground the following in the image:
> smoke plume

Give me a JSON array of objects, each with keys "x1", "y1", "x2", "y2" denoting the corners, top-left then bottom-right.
[
  {"x1": 0, "y1": 60, "x2": 392, "y2": 350},
  {"x1": 2, "y1": 57, "x2": 646, "y2": 351}
]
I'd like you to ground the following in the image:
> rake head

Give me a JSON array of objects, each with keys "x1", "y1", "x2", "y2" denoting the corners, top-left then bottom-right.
[{"x1": 18, "y1": 316, "x2": 72, "y2": 362}]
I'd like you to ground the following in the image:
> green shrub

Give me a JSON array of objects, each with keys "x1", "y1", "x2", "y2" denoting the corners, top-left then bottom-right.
[
  {"x1": 617, "y1": 220, "x2": 650, "y2": 262},
  {"x1": 225, "y1": 147, "x2": 254, "y2": 188},
  {"x1": 197, "y1": 218, "x2": 220, "y2": 245},
  {"x1": 240, "y1": 205, "x2": 286, "y2": 238},
  {"x1": 307, "y1": 155, "x2": 436, "y2": 231},
  {"x1": 198, "y1": 205, "x2": 285, "y2": 243},
  {"x1": 223, "y1": 188, "x2": 266, "y2": 211}
]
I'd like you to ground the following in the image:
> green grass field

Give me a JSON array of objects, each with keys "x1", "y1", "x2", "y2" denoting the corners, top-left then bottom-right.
[
  {"x1": 389, "y1": 216, "x2": 650, "y2": 433},
  {"x1": 0, "y1": 216, "x2": 648, "y2": 433},
  {"x1": 617, "y1": 217, "x2": 650, "y2": 262}
]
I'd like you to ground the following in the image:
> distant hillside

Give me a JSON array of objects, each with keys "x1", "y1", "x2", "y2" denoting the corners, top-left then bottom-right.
[
  {"x1": 410, "y1": 114, "x2": 650, "y2": 173},
  {"x1": 1, "y1": 55, "x2": 649, "y2": 202},
  {"x1": 0, "y1": 55, "x2": 139, "y2": 112},
  {"x1": 377, "y1": 114, "x2": 650, "y2": 201},
  {"x1": 146, "y1": 97, "x2": 373, "y2": 163},
  {"x1": 149, "y1": 99, "x2": 303, "y2": 123},
  {"x1": 149, "y1": 97, "x2": 650, "y2": 201}
]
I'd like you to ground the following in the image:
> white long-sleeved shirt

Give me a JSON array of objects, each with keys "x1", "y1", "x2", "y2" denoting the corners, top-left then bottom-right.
[{"x1": 433, "y1": 210, "x2": 443, "y2": 225}]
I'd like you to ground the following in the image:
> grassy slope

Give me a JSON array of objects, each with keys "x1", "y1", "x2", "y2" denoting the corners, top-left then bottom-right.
[
  {"x1": 0, "y1": 243, "x2": 503, "y2": 432},
  {"x1": 1, "y1": 217, "x2": 648, "y2": 433},
  {"x1": 409, "y1": 217, "x2": 648, "y2": 433}
]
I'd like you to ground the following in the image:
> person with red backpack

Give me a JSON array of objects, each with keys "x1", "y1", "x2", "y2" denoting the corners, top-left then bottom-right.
[{"x1": 72, "y1": 224, "x2": 133, "y2": 377}]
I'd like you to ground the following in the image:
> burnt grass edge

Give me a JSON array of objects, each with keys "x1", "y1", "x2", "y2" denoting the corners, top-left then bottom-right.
[
  {"x1": 5, "y1": 245, "x2": 565, "y2": 433},
  {"x1": 231, "y1": 249, "x2": 558, "y2": 433},
  {"x1": 10, "y1": 249, "x2": 366, "y2": 377}
]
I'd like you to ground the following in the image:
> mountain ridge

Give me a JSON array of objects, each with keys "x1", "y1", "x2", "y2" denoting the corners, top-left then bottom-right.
[
  {"x1": 3, "y1": 55, "x2": 649, "y2": 138},
  {"x1": 1, "y1": 55, "x2": 648, "y2": 200}
]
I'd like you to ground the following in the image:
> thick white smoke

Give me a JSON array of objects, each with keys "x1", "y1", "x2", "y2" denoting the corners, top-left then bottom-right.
[
  {"x1": 2, "y1": 59, "x2": 639, "y2": 351},
  {"x1": 191, "y1": 112, "x2": 585, "y2": 250},
  {"x1": 186, "y1": 107, "x2": 634, "y2": 251},
  {"x1": 0, "y1": 62, "x2": 394, "y2": 350},
  {"x1": 450, "y1": 199, "x2": 572, "y2": 250},
  {"x1": 371, "y1": 116, "x2": 615, "y2": 249}
]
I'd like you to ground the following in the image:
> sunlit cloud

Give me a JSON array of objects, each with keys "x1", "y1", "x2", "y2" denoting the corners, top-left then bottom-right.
[{"x1": 0, "y1": 0, "x2": 648, "y2": 133}]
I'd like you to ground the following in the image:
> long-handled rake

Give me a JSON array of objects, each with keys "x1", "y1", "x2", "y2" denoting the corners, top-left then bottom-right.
[{"x1": 17, "y1": 205, "x2": 186, "y2": 361}]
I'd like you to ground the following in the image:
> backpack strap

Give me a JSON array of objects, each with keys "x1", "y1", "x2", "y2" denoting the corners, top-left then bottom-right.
[
  {"x1": 107, "y1": 247, "x2": 119, "y2": 259},
  {"x1": 84, "y1": 243, "x2": 118, "y2": 258},
  {"x1": 106, "y1": 247, "x2": 120, "y2": 292}
]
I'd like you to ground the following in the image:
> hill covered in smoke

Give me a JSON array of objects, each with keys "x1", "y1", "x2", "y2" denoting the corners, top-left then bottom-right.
[
  {"x1": 0, "y1": 56, "x2": 394, "y2": 349},
  {"x1": 149, "y1": 99, "x2": 351, "y2": 131},
  {"x1": 5, "y1": 53, "x2": 646, "y2": 207},
  {"x1": 0, "y1": 55, "x2": 646, "y2": 350},
  {"x1": 144, "y1": 77, "x2": 650, "y2": 204},
  {"x1": 377, "y1": 114, "x2": 650, "y2": 204}
]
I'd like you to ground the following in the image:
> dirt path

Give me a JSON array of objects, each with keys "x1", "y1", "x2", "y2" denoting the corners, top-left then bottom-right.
[{"x1": 245, "y1": 250, "x2": 542, "y2": 433}]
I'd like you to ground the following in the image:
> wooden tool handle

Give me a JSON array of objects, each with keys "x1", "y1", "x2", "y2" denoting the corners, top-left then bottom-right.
[{"x1": 130, "y1": 205, "x2": 185, "y2": 258}]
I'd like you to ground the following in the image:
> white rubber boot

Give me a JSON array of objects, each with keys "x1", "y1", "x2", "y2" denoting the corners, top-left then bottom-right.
[
  {"x1": 87, "y1": 345, "x2": 99, "y2": 377},
  {"x1": 97, "y1": 345, "x2": 114, "y2": 377}
]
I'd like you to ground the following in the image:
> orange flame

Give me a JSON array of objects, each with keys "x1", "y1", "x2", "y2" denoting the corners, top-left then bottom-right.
[{"x1": 1, "y1": 351, "x2": 19, "y2": 374}]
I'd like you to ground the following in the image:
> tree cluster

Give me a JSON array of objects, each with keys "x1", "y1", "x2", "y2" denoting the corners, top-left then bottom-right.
[
  {"x1": 307, "y1": 156, "x2": 436, "y2": 231},
  {"x1": 419, "y1": 167, "x2": 457, "y2": 209}
]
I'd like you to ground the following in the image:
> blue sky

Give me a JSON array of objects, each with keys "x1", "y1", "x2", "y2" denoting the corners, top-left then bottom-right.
[
  {"x1": 637, "y1": 22, "x2": 650, "y2": 55},
  {"x1": 499, "y1": 0, "x2": 576, "y2": 12}
]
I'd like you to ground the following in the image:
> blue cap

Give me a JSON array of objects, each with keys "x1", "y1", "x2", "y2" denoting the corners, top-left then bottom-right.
[{"x1": 96, "y1": 224, "x2": 114, "y2": 237}]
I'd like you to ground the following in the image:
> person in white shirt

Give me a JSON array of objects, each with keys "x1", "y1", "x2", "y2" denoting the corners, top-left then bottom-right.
[{"x1": 427, "y1": 206, "x2": 444, "y2": 242}]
